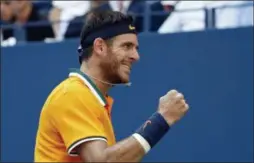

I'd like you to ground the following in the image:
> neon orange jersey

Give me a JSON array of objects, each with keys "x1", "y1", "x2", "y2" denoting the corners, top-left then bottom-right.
[{"x1": 34, "y1": 68, "x2": 115, "y2": 162}]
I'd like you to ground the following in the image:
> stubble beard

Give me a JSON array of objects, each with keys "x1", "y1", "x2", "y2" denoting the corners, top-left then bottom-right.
[{"x1": 100, "y1": 52, "x2": 123, "y2": 85}]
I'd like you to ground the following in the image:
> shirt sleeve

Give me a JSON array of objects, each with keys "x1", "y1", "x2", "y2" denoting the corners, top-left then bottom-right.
[{"x1": 53, "y1": 88, "x2": 107, "y2": 156}]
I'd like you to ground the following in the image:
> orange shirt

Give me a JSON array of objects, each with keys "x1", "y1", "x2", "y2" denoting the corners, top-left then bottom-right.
[{"x1": 34, "y1": 68, "x2": 116, "y2": 162}]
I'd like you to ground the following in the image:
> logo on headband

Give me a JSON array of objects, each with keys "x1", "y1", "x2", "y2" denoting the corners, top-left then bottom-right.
[{"x1": 129, "y1": 25, "x2": 135, "y2": 30}]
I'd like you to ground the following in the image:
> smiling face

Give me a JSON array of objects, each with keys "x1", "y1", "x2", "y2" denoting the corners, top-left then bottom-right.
[{"x1": 100, "y1": 33, "x2": 140, "y2": 84}]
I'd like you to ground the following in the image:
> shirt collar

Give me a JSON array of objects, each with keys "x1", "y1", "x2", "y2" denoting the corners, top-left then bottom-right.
[{"x1": 68, "y1": 68, "x2": 107, "y2": 106}]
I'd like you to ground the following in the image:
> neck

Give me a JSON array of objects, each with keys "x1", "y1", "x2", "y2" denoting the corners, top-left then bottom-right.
[
  {"x1": 16, "y1": 4, "x2": 32, "y2": 24},
  {"x1": 80, "y1": 62, "x2": 111, "y2": 96}
]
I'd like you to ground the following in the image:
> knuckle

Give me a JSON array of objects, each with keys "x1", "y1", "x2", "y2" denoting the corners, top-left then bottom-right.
[
  {"x1": 181, "y1": 99, "x2": 185, "y2": 104},
  {"x1": 185, "y1": 104, "x2": 189, "y2": 110},
  {"x1": 176, "y1": 93, "x2": 184, "y2": 100},
  {"x1": 169, "y1": 89, "x2": 178, "y2": 95},
  {"x1": 172, "y1": 89, "x2": 178, "y2": 93},
  {"x1": 178, "y1": 93, "x2": 184, "y2": 97}
]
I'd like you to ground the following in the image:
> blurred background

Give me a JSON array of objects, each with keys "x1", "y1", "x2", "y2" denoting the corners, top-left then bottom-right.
[{"x1": 1, "y1": 0, "x2": 253, "y2": 162}]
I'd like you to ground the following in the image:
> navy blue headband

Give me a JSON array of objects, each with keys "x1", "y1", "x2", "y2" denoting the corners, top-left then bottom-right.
[{"x1": 78, "y1": 22, "x2": 137, "y2": 54}]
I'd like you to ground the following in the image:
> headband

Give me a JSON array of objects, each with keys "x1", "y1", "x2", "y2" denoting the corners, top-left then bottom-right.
[{"x1": 78, "y1": 22, "x2": 137, "y2": 54}]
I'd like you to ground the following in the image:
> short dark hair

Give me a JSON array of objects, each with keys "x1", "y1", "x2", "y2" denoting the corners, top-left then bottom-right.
[{"x1": 79, "y1": 10, "x2": 134, "y2": 63}]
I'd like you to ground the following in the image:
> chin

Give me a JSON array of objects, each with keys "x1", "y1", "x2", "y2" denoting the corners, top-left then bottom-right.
[
  {"x1": 121, "y1": 77, "x2": 130, "y2": 84},
  {"x1": 119, "y1": 73, "x2": 130, "y2": 84},
  {"x1": 110, "y1": 73, "x2": 129, "y2": 84},
  {"x1": 114, "y1": 67, "x2": 131, "y2": 84}
]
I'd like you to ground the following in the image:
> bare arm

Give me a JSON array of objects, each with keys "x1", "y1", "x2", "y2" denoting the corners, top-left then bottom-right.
[
  {"x1": 78, "y1": 136, "x2": 145, "y2": 162},
  {"x1": 77, "y1": 90, "x2": 189, "y2": 162},
  {"x1": 48, "y1": 7, "x2": 61, "y2": 38}
]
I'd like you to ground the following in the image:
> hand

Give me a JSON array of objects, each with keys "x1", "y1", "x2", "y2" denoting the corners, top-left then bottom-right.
[{"x1": 157, "y1": 90, "x2": 189, "y2": 126}]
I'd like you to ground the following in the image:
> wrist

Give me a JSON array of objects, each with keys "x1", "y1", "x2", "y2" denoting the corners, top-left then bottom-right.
[
  {"x1": 157, "y1": 111, "x2": 174, "y2": 126},
  {"x1": 132, "y1": 133, "x2": 151, "y2": 153},
  {"x1": 132, "y1": 112, "x2": 170, "y2": 153}
]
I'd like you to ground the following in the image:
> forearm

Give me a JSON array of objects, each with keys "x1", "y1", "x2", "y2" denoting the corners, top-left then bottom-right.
[
  {"x1": 80, "y1": 136, "x2": 146, "y2": 162},
  {"x1": 101, "y1": 113, "x2": 169, "y2": 162},
  {"x1": 79, "y1": 113, "x2": 169, "y2": 162},
  {"x1": 104, "y1": 136, "x2": 145, "y2": 162}
]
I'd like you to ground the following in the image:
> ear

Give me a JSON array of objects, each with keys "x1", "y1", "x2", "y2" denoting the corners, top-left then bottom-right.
[{"x1": 93, "y1": 38, "x2": 107, "y2": 57}]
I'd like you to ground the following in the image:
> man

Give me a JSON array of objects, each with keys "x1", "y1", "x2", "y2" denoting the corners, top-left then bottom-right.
[
  {"x1": 108, "y1": 0, "x2": 167, "y2": 32},
  {"x1": 64, "y1": 0, "x2": 108, "y2": 39},
  {"x1": 34, "y1": 10, "x2": 189, "y2": 162},
  {"x1": 7, "y1": 0, "x2": 54, "y2": 41},
  {"x1": 1, "y1": 0, "x2": 15, "y2": 42},
  {"x1": 158, "y1": 1, "x2": 253, "y2": 34},
  {"x1": 0, "y1": 1, "x2": 13, "y2": 22},
  {"x1": 49, "y1": 1, "x2": 90, "y2": 40}
]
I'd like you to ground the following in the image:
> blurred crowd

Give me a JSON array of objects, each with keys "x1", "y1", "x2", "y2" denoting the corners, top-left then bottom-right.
[{"x1": 1, "y1": 0, "x2": 253, "y2": 46}]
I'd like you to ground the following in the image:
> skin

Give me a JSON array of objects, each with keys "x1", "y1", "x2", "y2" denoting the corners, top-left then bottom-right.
[
  {"x1": 9, "y1": 0, "x2": 32, "y2": 24},
  {"x1": 78, "y1": 33, "x2": 189, "y2": 162},
  {"x1": 0, "y1": 2, "x2": 13, "y2": 21},
  {"x1": 81, "y1": 33, "x2": 140, "y2": 94},
  {"x1": 48, "y1": 7, "x2": 61, "y2": 39}
]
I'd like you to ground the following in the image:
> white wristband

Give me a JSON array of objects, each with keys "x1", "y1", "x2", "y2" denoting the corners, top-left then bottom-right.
[{"x1": 132, "y1": 133, "x2": 151, "y2": 154}]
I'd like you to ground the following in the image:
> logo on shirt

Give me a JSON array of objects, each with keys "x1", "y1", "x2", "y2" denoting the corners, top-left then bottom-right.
[{"x1": 129, "y1": 25, "x2": 136, "y2": 30}]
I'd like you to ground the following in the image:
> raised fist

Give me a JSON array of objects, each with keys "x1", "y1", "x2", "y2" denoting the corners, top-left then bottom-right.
[{"x1": 158, "y1": 90, "x2": 189, "y2": 126}]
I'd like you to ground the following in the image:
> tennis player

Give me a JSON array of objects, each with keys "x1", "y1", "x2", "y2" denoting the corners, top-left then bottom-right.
[{"x1": 34, "y1": 10, "x2": 189, "y2": 162}]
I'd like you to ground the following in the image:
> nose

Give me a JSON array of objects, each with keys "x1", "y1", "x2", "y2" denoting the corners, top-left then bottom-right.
[{"x1": 130, "y1": 49, "x2": 140, "y2": 62}]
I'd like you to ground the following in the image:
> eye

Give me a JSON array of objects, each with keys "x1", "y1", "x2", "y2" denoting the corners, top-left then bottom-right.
[
  {"x1": 124, "y1": 44, "x2": 131, "y2": 49},
  {"x1": 123, "y1": 43, "x2": 133, "y2": 50}
]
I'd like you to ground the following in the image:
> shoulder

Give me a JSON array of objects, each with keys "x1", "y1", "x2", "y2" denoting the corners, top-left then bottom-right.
[{"x1": 42, "y1": 77, "x2": 103, "y2": 117}]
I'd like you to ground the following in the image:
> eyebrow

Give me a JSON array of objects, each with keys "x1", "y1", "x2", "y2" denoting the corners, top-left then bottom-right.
[{"x1": 122, "y1": 41, "x2": 139, "y2": 50}]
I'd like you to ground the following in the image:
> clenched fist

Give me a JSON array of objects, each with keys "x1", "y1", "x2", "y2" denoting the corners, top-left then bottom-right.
[{"x1": 158, "y1": 90, "x2": 189, "y2": 126}]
